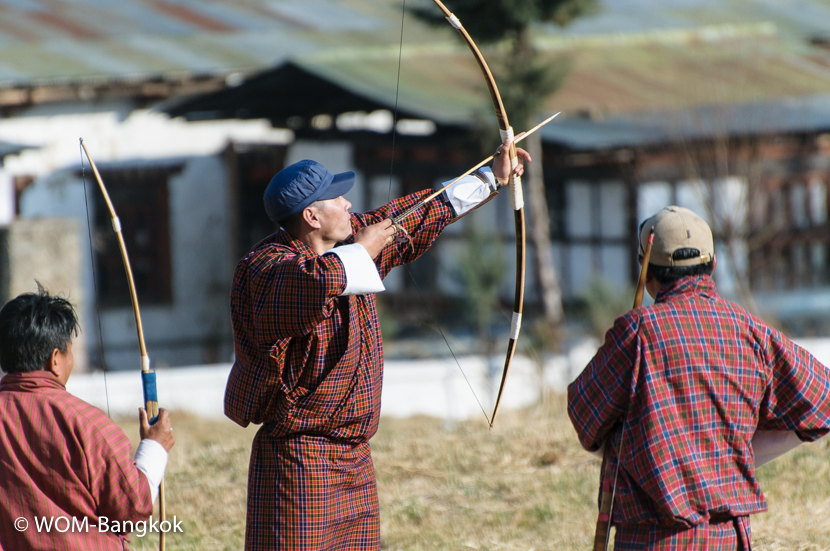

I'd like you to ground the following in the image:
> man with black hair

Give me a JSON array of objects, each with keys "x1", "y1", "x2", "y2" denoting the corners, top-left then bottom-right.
[
  {"x1": 0, "y1": 290, "x2": 175, "y2": 551},
  {"x1": 568, "y1": 206, "x2": 830, "y2": 549}
]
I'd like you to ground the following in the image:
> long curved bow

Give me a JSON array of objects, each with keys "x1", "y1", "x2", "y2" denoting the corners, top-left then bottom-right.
[
  {"x1": 593, "y1": 227, "x2": 655, "y2": 551},
  {"x1": 429, "y1": 0, "x2": 526, "y2": 427},
  {"x1": 80, "y1": 140, "x2": 167, "y2": 551}
]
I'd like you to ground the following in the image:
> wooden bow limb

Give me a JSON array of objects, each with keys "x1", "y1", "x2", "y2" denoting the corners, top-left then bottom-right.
[
  {"x1": 80, "y1": 139, "x2": 167, "y2": 551},
  {"x1": 425, "y1": 0, "x2": 530, "y2": 428},
  {"x1": 593, "y1": 226, "x2": 654, "y2": 551}
]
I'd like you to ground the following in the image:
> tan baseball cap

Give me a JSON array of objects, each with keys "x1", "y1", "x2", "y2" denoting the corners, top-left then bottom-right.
[{"x1": 639, "y1": 206, "x2": 714, "y2": 267}]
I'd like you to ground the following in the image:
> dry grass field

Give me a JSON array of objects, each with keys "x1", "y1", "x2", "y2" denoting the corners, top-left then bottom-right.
[{"x1": 119, "y1": 394, "x2": 830, "y2": 550}]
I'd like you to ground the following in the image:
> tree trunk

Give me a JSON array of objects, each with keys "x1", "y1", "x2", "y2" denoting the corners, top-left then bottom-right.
[{"x1": 525, "y1": 131, "x2": 564, "y2": 325}]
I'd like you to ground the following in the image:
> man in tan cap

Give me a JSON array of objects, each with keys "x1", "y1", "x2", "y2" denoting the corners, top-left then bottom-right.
[{"x1": 568, "y1": 206, "x2": 830, "y2": 549}]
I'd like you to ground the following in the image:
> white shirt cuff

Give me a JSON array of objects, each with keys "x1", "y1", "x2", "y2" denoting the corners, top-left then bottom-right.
[
  {"x1": 753, "y1": 430, "x2": 803, "y2": 467},
  {"x1": 135, "y1": 439, "x2": 168, "y2": 503},
  {"x1": 442, "y1": 167, "x2": 498, "y2": 217},
  {"x1": 325, "y1": 243, "x2": 385, "y2": 295}
]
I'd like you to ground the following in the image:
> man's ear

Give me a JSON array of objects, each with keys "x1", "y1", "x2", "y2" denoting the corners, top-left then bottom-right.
[
  {"x1": 46, "y1": 348, "x2": 61, "y2": 378},
  {"x1": 303, "y1": 206, "x2": 322, "y2": 229}
]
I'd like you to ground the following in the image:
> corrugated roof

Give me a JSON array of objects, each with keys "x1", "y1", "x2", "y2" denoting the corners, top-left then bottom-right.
[
  {"x1": 541, "y1": 37, "x2": 830, "y2": 116},
  {"x1": 0, "y1": 0, "x2": 421, "y2": 86},
  {"x1": 164, "y1": 30, "x2": 830, "y2": 148},
  {"x1": 1, "y1": 0, "x2": 830, "y2": 87},
  {"x1": 287, "y1": 33, "x2": 830, "y2": 126},
  {"x1": 541, "y1": 94, "x2": 830, "y2": 150}
]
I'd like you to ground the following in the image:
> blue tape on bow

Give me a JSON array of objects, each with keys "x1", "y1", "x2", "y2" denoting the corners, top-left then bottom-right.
[{"x1": 141, "y1": 371, "x2": 159, "y2": 425}]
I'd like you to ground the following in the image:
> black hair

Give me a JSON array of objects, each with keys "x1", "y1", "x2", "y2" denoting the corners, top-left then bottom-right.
[
  {"x1": 278, "y1": 200, "x2": 325, "y2": 234},
  {"x1": 647, "y1": 248, "x2": 714, "y2": 285},
  {"x1": 278, "y1": 210, "x2": 305, "y2": 234},
  {"x1": 0, "y1": 290, "x2": 79, "y2": 374}
]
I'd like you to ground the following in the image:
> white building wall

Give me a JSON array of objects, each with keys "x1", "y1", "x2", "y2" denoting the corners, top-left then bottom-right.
[
  {"x1": 98, "y1": 156, "x2": 234, "y2": 370},
  {"x1": 18, "y1": 157, "x2": 235, "y2": 370},
  {"x1": 7, "y1": 107, "x2": 292, "y2": 369},
  {"x1": 0, "y1": 169, "x2": 15, "y2": 226}
]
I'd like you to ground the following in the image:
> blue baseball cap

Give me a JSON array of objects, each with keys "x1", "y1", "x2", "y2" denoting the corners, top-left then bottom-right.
[{"x1": 263, "y1": 160, "x2": 355, "y2": 222}]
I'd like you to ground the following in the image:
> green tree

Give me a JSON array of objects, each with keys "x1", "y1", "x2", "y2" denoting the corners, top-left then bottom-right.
[
  {"x1": 451, "y1": 218, "x2": 506, "y2": 400},
  {"x1": 452, "y1": 219, "x2": 506, "y2": 346},
  {"x1": 412, "y1": 0, "x2": 600, "y2": 337}
]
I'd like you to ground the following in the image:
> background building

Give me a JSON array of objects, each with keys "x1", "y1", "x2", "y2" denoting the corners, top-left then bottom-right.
[{"x1": 1, "y1": 0, "x2": 830, "y2": 370}]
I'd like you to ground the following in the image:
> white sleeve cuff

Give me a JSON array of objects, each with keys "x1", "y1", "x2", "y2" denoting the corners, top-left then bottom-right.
[
  {"x1": 442, "y1": 167, "x2": 498, "y2": 217},
  {"x1": 135, "y1": 439, "x2": 168, "y2": 503},
  {"x1": 753, "y1": 430, "x2": 803, "y2": 467},
  {"x1": 325, "y1": 243, "x2": 385, "y2": 296}
]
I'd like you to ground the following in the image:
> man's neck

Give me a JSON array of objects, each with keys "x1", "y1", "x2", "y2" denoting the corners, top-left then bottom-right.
[{"x1": 291, "y1": 228, "x2": 335, "y2": 256}]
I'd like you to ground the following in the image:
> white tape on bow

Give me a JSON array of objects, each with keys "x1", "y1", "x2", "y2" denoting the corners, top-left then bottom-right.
[{"x1": 510, "y1": 312, "x2": 522, "y2": 340}]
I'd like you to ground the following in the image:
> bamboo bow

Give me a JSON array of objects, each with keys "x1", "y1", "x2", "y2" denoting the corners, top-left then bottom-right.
[
  {"x1": 593, "y1": 227, "x2": 655, "y2": 551},
  {"x1": 429, "y1": 0, "x2": 526, "y2": 428},
  {"x1": 80, "y1": 140, "x2": 167, "y2": 551}
]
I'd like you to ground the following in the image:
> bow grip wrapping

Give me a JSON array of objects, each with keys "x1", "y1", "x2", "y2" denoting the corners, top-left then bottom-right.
[
  {"x1": 498, "y1": 127, "x2": 524, "y2": 211},
  {"x1": 141, "y1": 355, "x2": 159, "y2": 424}
]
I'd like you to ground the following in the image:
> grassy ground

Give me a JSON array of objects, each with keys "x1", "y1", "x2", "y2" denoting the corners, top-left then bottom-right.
[{"x1": 118, "y1": 395, "x2": 830, "y2": 550}]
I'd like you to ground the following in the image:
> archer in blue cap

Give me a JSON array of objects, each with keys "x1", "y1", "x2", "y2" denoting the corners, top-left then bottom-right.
[
  {"x1": 261, "y1": 159, "x2": 399, "y2": 260},
  {"x1": 229, "y1": 143, "x2": 529, "y2": 550},
  {"x1": 264, "y1": 160, "x2": 356, "y2": 224}
]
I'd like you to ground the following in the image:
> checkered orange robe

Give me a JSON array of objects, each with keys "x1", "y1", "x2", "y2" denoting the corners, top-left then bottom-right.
[
  {"x1": 226, "y1": 190, "x2": 453, "y2": 550},
  {"x1": 0, "y1": 371, "x2": 152, "y2": 551}
]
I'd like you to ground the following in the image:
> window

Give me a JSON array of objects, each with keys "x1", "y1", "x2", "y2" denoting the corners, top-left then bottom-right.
[
  {"x1": 750, "y1": 176, "x2": 830, "y2": 291},
  {"x1": 563, "y1": 179, "x2": 630, "y2": 297},
  {"x1": 91, "y1": 166, "x2": 178, "y2": 307}
]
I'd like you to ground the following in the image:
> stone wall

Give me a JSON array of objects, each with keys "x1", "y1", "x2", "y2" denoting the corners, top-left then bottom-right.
[{"x1": 0, "y1": 217, "x2": 88, "y2": 372}]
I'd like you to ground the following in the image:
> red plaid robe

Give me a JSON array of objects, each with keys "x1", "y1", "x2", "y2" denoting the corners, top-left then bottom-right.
[
  {"x1": 226, "y1": 190, "x2": 453, "y2": 550},
  {"x1": 568, "y1": 275, "x2": 830, "y2": 550},
  {"x1": 0, "y1": 371, "x2": 152, "y2": 551}
]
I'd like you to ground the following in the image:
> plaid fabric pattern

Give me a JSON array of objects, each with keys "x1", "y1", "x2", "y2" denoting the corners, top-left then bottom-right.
[
  {"x1": 0, "y1": 371, "x2": 152, "y2": 551},
  {"x1": 568, "y1": 276, "x2": 830, "y2": 535},
  {"x1": 226, "y1": 190, "x2": 452, "y2": 550},
  {"x1": 614, "y1": 516, "x2": 751, "y2": 551},
  {"x1": 247, "y1": 434, "x2": 379, "y2": 550}
]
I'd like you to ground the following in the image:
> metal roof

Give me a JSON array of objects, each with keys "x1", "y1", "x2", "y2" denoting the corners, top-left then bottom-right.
[
  {"x1": 6, "y1": 0, "x2": 830, "y2": 151},
  {"x1": 541, "y1": 94, "x2": 830, "y2": 150},
  {"x1": 165, "y1": 33, "x2": 830, "y2": 142},
  {"x1": 0, "y1": 0, "x2": 428, "y2": 86},
  {"x1": 2, "y1": 0, "x2": 830, "y2": 87}
]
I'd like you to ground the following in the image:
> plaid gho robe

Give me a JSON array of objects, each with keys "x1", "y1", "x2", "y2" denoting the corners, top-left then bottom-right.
[
  {"x1": 568, "y1": 275, "x2": 830, "y2": 550},
  {"x1": 226, "y1": 190, "x2": 454, "y2": 550},
  {"x1": 0, "y1": 371, "x2": 153, "y2": 551}
]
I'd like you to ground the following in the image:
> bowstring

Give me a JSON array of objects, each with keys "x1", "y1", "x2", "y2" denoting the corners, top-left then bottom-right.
[
  {"x1": 387, "y1": 0, "x2": 406, "y2": 204},
  {"x1": 79, "y1": 143, "x2": 111, "y2": 419},
  {"x1": 387, "y1": 0, "x2": 490, "y2": 424}
]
